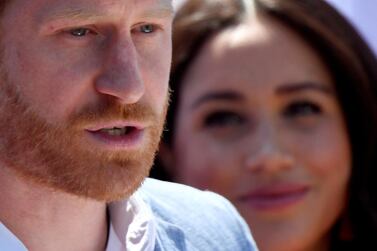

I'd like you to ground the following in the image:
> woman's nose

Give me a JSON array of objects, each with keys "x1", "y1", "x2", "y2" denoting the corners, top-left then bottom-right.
[{"x1": 244, "y1": 123, "x2": 294, "y2": 174}]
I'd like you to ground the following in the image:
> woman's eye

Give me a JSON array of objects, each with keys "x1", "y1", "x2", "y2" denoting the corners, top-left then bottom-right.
[
  {"x1": 283, "y1": 101, "x2": 322, "y2": 117},
  {"x1": 68, "y1": 28, "x2": 92, "y2": 37},
  {"x1": 203, "y1": 111, "x2": 246, "y2": 128}
]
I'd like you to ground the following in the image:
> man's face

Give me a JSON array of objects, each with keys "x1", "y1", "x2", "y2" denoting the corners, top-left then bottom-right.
[{"x1": 0, "y1": 0, "x2": 173, "y2": 201}]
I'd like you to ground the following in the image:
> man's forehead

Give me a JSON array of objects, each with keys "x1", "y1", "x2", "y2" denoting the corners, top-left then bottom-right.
[
  {"x1": 51, "y1": 0, "x2": 173, "y2": 15},
  {"x1": 137, "y1": 0, "x2": 174, "y2": 18},
  {"x1": 5, "y1": 0, "x2": 174, "y2": 21}
]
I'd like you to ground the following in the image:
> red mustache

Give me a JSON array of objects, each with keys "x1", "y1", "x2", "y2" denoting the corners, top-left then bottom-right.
[{"x1": 68, "y1": 97, "x2": 158, "y2": 126}]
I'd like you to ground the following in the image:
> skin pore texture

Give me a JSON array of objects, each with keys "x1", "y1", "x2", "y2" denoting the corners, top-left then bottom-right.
[
  {"x1": 165, "y1": 14, "x2": 351, "y2": 251},
  {"x1": 0, "y1": 0, "x2": 173, "y2": 250}
]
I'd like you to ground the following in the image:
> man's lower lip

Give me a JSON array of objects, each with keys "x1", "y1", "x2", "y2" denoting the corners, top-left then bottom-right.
[
  {"x1": 239, "y1": 189, "x2": 308, "y2": 211},
  {"x1": 85, "y1": 129, "x2": 144, "y2": 150}
]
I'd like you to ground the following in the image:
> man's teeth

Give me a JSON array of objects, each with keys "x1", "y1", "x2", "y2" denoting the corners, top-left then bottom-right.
[{"x1": 100, "y1": 127, "x2": 128, "y2": 136}]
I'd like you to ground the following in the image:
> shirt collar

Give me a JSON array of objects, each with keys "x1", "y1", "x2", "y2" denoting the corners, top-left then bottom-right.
[
  {"x1": 0, "y1": 193, "x2": 156, "y2": 251},
  {"x1": 106, "y1": 192, "x2": 156, "y2": 251}
]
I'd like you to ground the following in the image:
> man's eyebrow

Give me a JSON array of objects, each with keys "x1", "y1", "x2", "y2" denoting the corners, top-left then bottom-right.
[
  {"x1": 276, "y1": 81, "x2": 334, "y2": 95},
  {"x1": 191, "y1": 90, "x2": 244, "y2": 109},
  {"x1": 40, "y1": 8, "x2": 107, "y2": 24}
]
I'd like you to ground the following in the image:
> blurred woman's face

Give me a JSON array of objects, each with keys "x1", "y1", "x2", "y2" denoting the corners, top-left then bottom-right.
[{"x1": 167, "y1": 14, "x2": 351, "y2": 251}]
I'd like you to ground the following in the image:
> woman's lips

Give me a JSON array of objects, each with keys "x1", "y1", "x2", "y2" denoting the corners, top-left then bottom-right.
[{"x1": 238, "y1": 184, "x2": 309, "y2": 211}]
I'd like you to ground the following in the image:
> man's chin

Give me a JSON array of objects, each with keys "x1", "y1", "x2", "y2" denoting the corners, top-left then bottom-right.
[
  {"x1": 1, "y1": 126, "x2": 160, "y2": 202},
  {"x1": 11, "y1": 154, "x2": 152, "y2": 202}
]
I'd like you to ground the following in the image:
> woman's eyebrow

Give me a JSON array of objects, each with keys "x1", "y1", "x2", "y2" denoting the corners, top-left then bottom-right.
[
  {"x1": 276, "y1": 81, "x2": 334, "y2": 95},
  {"x1": 191, "y1": 90, "x2": 244, "y2": 109}
]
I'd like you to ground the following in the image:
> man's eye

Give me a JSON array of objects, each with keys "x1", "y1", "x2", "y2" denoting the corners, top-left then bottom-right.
[
  {"x1": 283, "y1": 101, "x2": 322, "y2": 117},
  {"x1": 69, "y1": 28, "x2": 92, "y2": 37},
  {"x1": 139, "y1": 24, "x2": 155, "y2": 34}
]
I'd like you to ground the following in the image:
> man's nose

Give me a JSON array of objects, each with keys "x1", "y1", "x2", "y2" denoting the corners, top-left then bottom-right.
[
  {"x1": 94, "y1": 37, "x2": 144, "y2": 104},
  {"x1": 244, "y1": 123, "x2": 294, "y2": 174}
]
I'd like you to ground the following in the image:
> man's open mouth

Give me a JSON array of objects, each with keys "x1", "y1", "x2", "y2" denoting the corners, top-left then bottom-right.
[
  {"x1": 85, "y1": 123, "x2": 145, "y2": 149},
  {"x1": 99, "y1": 126, "x2": 137, "y2": 136}
]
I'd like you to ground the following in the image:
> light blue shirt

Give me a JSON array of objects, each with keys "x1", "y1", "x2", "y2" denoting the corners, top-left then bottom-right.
[
  {"x1": 139, "y1": 178, "x2": 258, "y2": 251},
  {"x1": 0, "y1": 178, "x2": 258, "y2": 251}
]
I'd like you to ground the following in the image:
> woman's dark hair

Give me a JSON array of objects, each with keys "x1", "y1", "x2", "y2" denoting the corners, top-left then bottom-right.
[
  {"x1": 165, "y1": 0, "x2": 250, "y2": 145},
  {"x1": 152, "y1": 0, "x2": 377, "y2": 249}
]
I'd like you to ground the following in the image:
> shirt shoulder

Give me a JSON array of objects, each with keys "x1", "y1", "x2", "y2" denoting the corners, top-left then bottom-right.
[{"x1": 137, "y1": 178, "x2": 258, "y2": 251}]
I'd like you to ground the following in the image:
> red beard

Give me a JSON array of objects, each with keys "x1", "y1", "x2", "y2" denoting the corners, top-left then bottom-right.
[{"x1": 0, "y1": 69, "x2": 167, "y2": 202}]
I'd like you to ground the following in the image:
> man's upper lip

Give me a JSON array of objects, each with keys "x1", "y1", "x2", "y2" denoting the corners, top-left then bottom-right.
[
  {"x1": 238, "y1": 183, "x2": 309, "y2": 200},
  {"x1": 85, "y1": 121, "x2": 146, "y2": 131}
]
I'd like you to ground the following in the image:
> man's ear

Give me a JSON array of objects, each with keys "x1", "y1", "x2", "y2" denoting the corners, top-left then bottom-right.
[{"x1": 157, "y1": 142, "x2": 175, "y2": 176}]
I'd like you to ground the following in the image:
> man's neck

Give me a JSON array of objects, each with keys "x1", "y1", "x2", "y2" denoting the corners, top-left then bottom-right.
[{"x1": 0, "y1": 166, "x2": 109, "y2": 251}]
